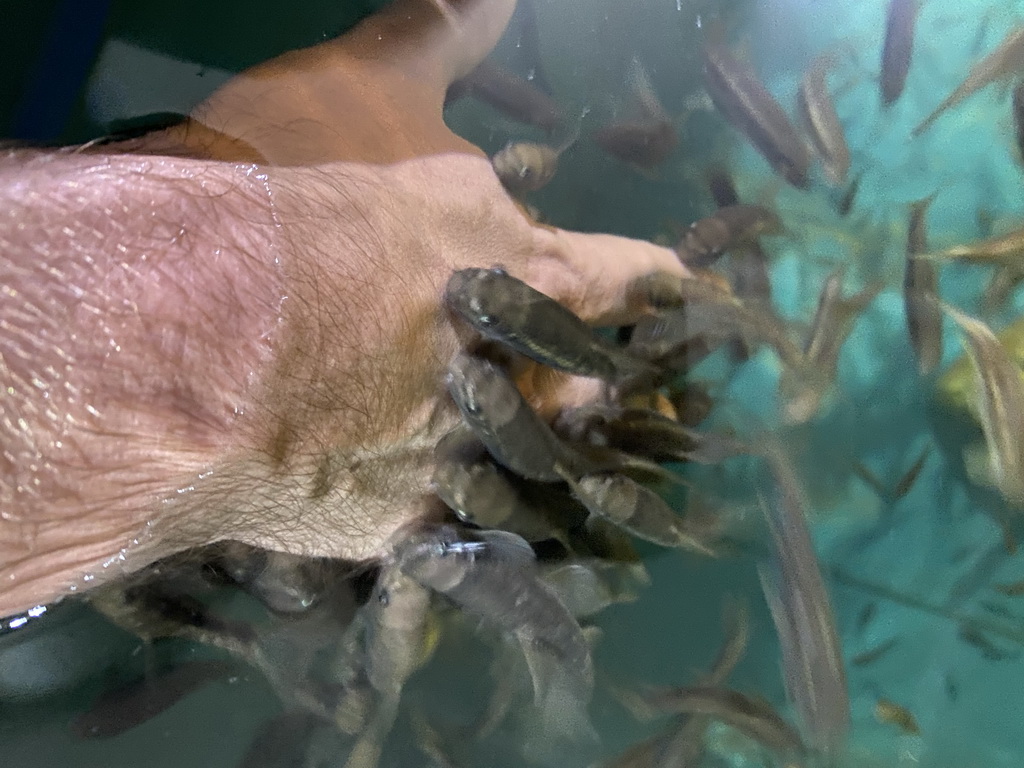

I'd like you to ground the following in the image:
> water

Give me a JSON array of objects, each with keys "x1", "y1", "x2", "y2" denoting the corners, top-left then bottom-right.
[{"x1": 3, "y1": 0, "x2": 1024, "y2": 765}]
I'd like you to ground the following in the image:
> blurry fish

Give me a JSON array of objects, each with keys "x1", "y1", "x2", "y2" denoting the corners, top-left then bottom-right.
[
  {"x1": 72, "y1": 659, "x2": 234, "y2": 738},
  {"x1": 445, "y1": 268, "x2": 658, "y2": 383},
  {"x1": 913, "y1": 24, "x2": 1024, "y2": 136},
  {"x1": 554, "y1": 404, "x2": 745, "y2": 465},
  {"x1": 666, "y1": 382, "x2": 716, "y2": 427},
  {"x1": 676, "y1": 205, "x2": 782, "y2": 269},
  {"x1": 445, "y1": 351, "x2": 595, "y2": 481},
  {"x1": 904, "y1": 195, "x2": 943, "y2": 375},
  {"x1": 850, "y1": 637, "x2": 900, "y2": 667},
  {"x1": 642, "y1": 686, "x2": 805, "y2": 757},
  {"x1": 880, "y1": 0, "x2": 919, "y2": 106},
  {"x1": 941, "y1": 304, "x2": 1024, "y2": 506},
  {"x1": 797, "y1": 54, "x2": 850, "y2": 184},
  {"x1": 837, "y1": 172, "x2": 861, "y2": 217},
  {"x1": 1014, "y1": 82, "x2": 1024, "y2": 162},
  {"x1": 344, "y1": 564, "x2": 434, "y2": 768},
  {"x1": 919, "y1": 224, "x2": 1024, "y2": 268},
  {"x1": 875, "y1": 699, "x2": 920, "y2": 735},
  {"x1": 492, "y1": 112, "x2": 584, "y2": 195},
  {"x1": 938, "y1": 316, "x2": 1024, "y2": 416},
  {"x1": 758, "y1": 447, "x2": 850, "y2": 757},
  {"x1": 432, "y1": 429, "x2": 582, "y2": 542},
  {"x1": 958, "y1": 624, "x2": 1021, "y2": 661},
  {"x1": 706, "y1": 165, "x2": 741, "y2": 207},
  {"x1": 594, "y1": 58, "x2": 678, "y2": 170},
  {"x1": 213, "y1": 542, "x2": 326, "y2": 614},
  {"x1": 892, "y1": 444, "x2": 931, "y2": 500},
  {"x1": 995, "y1": 579, "x2": 1024, "y2": 596},
  {"x1": 562, "y1": 472, "x2": 718, "y2": 555},
  {"x1": 785, "y1": 270, "x2": 881, "y2": 422},
  {"x1": 395, "y1": 525, "x2": 596, "y2": 745},
  {"x1": 703, "y1": 42, "x2": 811, "y2": 188},
  {"x1": 458, "y1": 59, "x2": 564, "y2": 132}
]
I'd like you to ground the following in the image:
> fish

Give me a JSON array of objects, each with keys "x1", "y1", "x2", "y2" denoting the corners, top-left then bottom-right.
[
  {"x1": 72, "y1": 659, "x2": 234, "y2": 738},
  {"x1": 941, "y1": 304, "x2": 1024, "y2": 506},
  {"x1": 594, "y1": 58, "x2": 678, "y2": 170},
  {"x1": 875, "y1": 699, "x2": 920, "y2": 735},
  {"x1": 444, "y1": 351, "x2": 595, "y2": 482},
  {"x1": 850, "y1": 637, "x2": 900, "y2": 667},
  {"x1": 1014, "y1": 82, "x2": 1024, "y2": 162},
  {"x1": 675, "y1": 205, "x2": 783, "y2": 269},
  {"x1": 642, "y1": 686, "x2": 805, "y2": 757},
  {"x1": 666, "y1": 382, "x2": 716, "y2": 427},
  {"x1": 395, "y1": 525, "x2": 595, "y2": 744},
  {"x1": 703, "y1": 42, "x2": 811, "y2": 188},
  {"x1": 880, "y1": 0, "x2": 919, "y2": 106},
  {"x1": 344, "y1": 564, "x2": 434, "y2": 768},
  {"x1": 837, "y1": 172, "x2": 861, "y2": 217},
  {"x1": 995, "y1": 579, "x2": 1024, "y2": 596},
  {"x1": 554, "y1": 404, "x2": 745, "y2": 465},
  {"x1": 913, "y1": 24, "x2": 1024, "y2": 136},
  {"x1": 904, "y1": 195, "x2": 943, "y2": 375},
  {"x1": 562, "y1": 472, "x2": 718, "y2": 555},
  {"x1": 797, "y1": 54, "x2": 850, "y2": 184},
  {"x1": 458, "y1": 59, "x2": 565, "y2": 132},
  {"x1": 782, "y1": 270, "x2": 880, "y2": 423},
  {"x1": 919, "y1": 224, "x2": 1024, "y2": 268},
  {"x1": 758, "y1": 447, "x2": 850, "y2": 757},
  {"x1": 432, "y1": 429, "x2": 583, "y2": 541},
  {"x1": 445, "y1": 268, "x2": 658, "y2": 383},
  {"x1": 492, "y1": 112, "x2": 584, "y2": 195},
  {"x1": 892, "y1": 444, "x2": 931, "y2": 500},
  {"x1": 213, "y1": 542, "x2": 326, "y2": 614},
  {"x1": 958, "y1": 624, "x2": 1021, "y2": 661}
]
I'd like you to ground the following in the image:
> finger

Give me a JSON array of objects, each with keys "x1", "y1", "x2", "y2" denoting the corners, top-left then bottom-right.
[
  {"x1": 522, "y1": 227, "x2": 694, "y2": 327},
  {"x1": 340, "y1": 0, "x2": 518, "y2": 96}
]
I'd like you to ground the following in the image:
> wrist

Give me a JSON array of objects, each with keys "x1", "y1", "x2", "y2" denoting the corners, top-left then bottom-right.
[{"x1": 0, "y1": 151, "x2": 285, "y2": 614}]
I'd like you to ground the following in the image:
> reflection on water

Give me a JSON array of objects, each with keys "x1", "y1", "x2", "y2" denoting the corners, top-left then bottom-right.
[{"x1": 4, "y1": 0, "x2": 1024, "y2": 766}]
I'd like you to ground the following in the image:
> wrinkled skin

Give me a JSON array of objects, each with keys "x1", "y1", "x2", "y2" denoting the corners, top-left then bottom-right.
[{"x1": 0, "y1": 0, "x2": 689, "y2": 616}]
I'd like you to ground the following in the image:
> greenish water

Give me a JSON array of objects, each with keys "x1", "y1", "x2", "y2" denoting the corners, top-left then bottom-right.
[{"x1": 3, "y1": 0, "x2": 1024, "y2": 766}]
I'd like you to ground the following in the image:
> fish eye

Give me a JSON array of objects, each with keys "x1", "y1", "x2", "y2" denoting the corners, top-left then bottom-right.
[
  {"x1": 519, "y1": 167, "x2": 533, "y2": 179},
  {"x1": 478, "y1": 314, "x2": 496, "y2": 326},
  {"x1": 377, "y1": 588, "x2": 390, "y2": 607}
]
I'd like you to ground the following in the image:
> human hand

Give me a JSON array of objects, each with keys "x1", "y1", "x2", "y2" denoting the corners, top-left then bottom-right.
[{"x1": 0, "y1": 0, "x2": 690, "y2": 616}]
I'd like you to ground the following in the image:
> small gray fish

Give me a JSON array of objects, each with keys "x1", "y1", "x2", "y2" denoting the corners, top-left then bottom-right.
[
  {"x1": 344, "y1": 564, "x2": 434, "y2": 768},
  {"x1": 445, "y1": 352, "x2": 594, "y2": 482},
  {"x1": 215, "y1": 542, "x2": 327, "y2": 614},
  {"x1": 703, "y1": 43, "x2": 811, "y2": 188},
  {"x1": 1014, "y1": 82, "x2": 1024, "y2": 162},
  {"x1": 676, "y1": 205, "x2": 782, "y2": 268},
  {"x1": 643, "y1": 686, "x2": 805, "y2": 757},
  {"x1": 914, "y1": 25, "x2": 1024, "y2": 136},
  {"x1": 594, "y1": 58, "x2": 678, "y2": 171},
  {"x1": 395, "y1": 525, "x2": 595, "y2": 742},
  {"x1": 880, "y1": 0, "x2": 919, "y2": 106},
  {"x1": 850, "y1": 636, "x2": 900, "y2": 667},
  {"x1": 941, "y1": 304, "x2": 1024, "y2": 506},
  {"x1": 563, "y1": 472, "x2": 717, "y2": 555},
  {"x1": 758, "y1": 446, "x2": 850, "y2": 757},
  {"x1": 797, "y1": 54, "x2": 850, "y2": 185},
  {"x1": 72, "y1": 659, "x2": 234, "y2": 738},
  {"x1": 445, "y1": 268, "x2": 657, "y2": 382},
  {"x1": 904, "y1": 195, "x2": 943, "y2": 375},
  {"x1": 432, "y1": 430, "x2": 582, "y2": 541},
  {"x1": 782, "y1": 271, "x2": 880, "y2": 423}
]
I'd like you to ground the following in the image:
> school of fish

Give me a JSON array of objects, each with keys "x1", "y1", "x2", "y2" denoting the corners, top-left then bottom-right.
[{"x1": 11, "y1": 1, "x2": 1024, "y2": 767}]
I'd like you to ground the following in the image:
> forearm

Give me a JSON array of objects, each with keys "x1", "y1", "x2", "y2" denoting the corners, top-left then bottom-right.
[{"x1": 0, "y1": 149, "x2": 285, "y2": 614}]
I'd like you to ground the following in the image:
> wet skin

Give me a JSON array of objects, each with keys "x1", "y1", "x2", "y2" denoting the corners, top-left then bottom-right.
[{"x1": 0, "y1": 0, "x2": 690, "y2": 615}]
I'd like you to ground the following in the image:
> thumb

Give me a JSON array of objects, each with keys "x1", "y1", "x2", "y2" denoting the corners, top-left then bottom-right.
[
  {"x1": 524, "y1": 226, "x2": 693, "y2": 327},
  {"x1": 338, "y1": 0, "x2": 518, "y2": 98}
]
